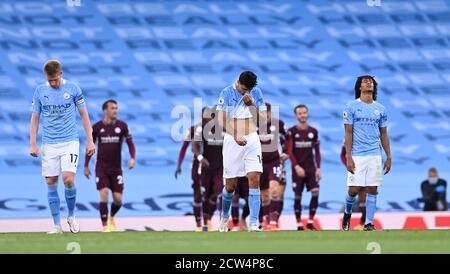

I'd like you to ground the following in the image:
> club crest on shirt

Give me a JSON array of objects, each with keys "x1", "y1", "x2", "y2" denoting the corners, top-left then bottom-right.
[
  {"x1": 100, "y1": 128, "x2": 105, "y2": 133},
  {"x1": 295, "y1": 133, "x2": 300, "y2": 138},
  {"x1": 308, "y1": 132, "x2": 314, "y2": 139},
  {"x1": 374, "y1": 109, "x2": 380, "y2": 116},
  {"x1": 115, "y1": 127, "x2": 121, "y2": 134},
  {"x1": 63, "y1": 92, "x2": 71, "y2": 100},
  {"x1": 269, "y1": 125, "x2": 276, "y2": 132}
]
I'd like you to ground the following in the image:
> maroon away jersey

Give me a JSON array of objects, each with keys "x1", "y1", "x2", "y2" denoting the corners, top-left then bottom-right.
[
  {"x1": 194, "y1": 122, "x2": 223, "y2": 170},
  {"x1": 288, "y1": 125, "x2": 320, "y2": 172},
  {"x1": 93, "y1": 120, "x2": 131, "y2": 172},
  {"x1": 258, "y1": 119, "x2": 287, "y2": 163}
]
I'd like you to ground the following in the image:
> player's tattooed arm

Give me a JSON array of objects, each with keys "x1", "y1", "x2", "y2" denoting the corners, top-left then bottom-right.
[
  {"x1": 29, "y1": 112, "x2": 40, "y2": 157},
  {"x1": 380, "y1": 127, "x2": 392, "y2": 174},
  {"x1": 344, "y1": 124, "x2": 355, "y2": 174}
]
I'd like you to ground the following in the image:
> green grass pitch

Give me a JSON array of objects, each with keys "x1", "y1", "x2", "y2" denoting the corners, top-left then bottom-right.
[{"x1": 0, "y1": 230, "x2": 449, "y2": 254}]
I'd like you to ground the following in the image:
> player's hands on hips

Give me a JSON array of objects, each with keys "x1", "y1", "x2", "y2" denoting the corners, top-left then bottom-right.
[
  {"x1": 128, "y1": 158, "x2": 135, "y2": 170},
  {"x1": 383, "y1": 157, "x2": 391, "y2": 175},
  {"x1": 294, "y1": 165, "x2": 305, "y2": 177},
  {"x1": 346, "y1": 156, "x2": 355, "y2": 174},
  {"x1": 86, "y1": 140, "x2": 96, "y2": 156},
  {"x1": 29, "y1": 144, "x2": 39, "y2": 157},
  {"x1": 315, "y1": 168, "x2": 322, "y2": 182},
  {"x1": 175, "y1": 164, "x2": 182, "y2": 179},
  {"x1": 84, "y1": 166, "x2": 91, "y2": 179},
  {"x1": 201, "y1": 158, "x2": 210, "y2": 169},
  {"x1": 234, "y1": 135, "x2": 247, "y2": 146},
  {"x1": 243, "y1": 95, "x2": 254, "y2": 106}
]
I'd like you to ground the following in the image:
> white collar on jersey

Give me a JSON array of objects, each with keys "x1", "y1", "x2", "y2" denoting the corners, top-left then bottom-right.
[
  {"x1": 357, "y1": 98, "x2": 376, "y2": 104},
  {"x1": 46, "y1": 78, "x2": 66, "y2": 86}
]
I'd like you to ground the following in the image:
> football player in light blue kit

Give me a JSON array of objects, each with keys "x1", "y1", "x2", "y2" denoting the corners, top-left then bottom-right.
[
  {"x1": 341, "y1": 75, "x2": 392, "y2": 231},
  {"x1": 29, "y1": 60, "x2": 96, "y2": 234},
  {"x1": 216, "y1": 71, "x2": 267, "y2": 232}
]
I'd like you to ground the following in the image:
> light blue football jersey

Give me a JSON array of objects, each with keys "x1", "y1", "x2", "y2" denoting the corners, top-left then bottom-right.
[
  {"x1": 343, "y1": 99, "x2": 387, "y2": 156},
  {"x1": 216, "y1": 84, "x2": 266, "y2": 120},
  {"x1": 31, "y1": 79, "x2": 86, "y2": 144}
]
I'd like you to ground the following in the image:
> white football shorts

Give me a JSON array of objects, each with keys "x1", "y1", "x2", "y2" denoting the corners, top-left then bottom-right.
[
  {"x1": 41, "y1": 141, "x2": 80, "y2": 177},
  {"x1": 223, "y1": 132, "x2": 263, "y2": 179},
  {"x1": 347, "y1": 155, "x2": 383, "y2": 187}
]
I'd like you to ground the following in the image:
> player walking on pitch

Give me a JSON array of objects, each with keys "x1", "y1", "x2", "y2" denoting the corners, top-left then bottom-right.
[
  {"x1": 342, "y1": 75, "x2": 392, "y2": 231},
  {"x1": 175, "y1": 121, "x2": 203, "y2": 232},
  {"x1": 84, "y1": 99, "x2": 136, "y2": 232},
  {"x1": 216, "y1": 71, "x2": 267, "y2": 232},
  {"x1": 29, "y1": 60, "x2": 95, "y2": 234}
]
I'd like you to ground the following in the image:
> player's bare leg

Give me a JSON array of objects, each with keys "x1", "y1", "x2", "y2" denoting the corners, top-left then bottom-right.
[
  {"x1": 219, "y1": 178, "x2": 237, "y2": 232},
  {"x1": 307, "y1": 187, "x2": 319, "y2": 231},
  {"x1": 342, "y1": 186, "x2": 360, "y2": 231},
  {"x1": 247, "y1": 172, "x2": 262, "y2": 232},
  {"x1": 46, "y1": 176, "x2": 63, "y2": 234},
  {"x1": 63, "y1": 172, "x2": 79, "y2": 233},
  {"x1": 364, "y1": 186, "x2": 378, "y2": 231},
  {"x1": 108, "y1": 192, "x2": 122, "y2": 232}
]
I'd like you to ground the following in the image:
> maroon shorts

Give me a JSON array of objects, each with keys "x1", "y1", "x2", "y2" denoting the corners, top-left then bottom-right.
[
  {"x1": 260, "y1": 159, "x2": 281, "y2": 190},
  {"x1": 235, "y1": 177, "x2": 249, "y2": 199},
  {"x1": 191, "y1": 160, "x2": 201, "y2": 191},
  {"x1": 292, "y1": 170, "x2": 319, "y2": 194},
  {"x1": 201, "y1": 168, "x2": 223, "y2": 199},
  {"x1": 96, "y1": 169, "x2": 124, "y2": 194}
]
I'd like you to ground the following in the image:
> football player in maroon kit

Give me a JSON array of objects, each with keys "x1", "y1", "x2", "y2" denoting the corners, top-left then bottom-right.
[
  {"x1": 174, "y1": 111, "x2": 205, "y2": 232},
  {"x1": 286, "y1": 104, "x2": 321, "y2": 231},
  {"x1": 193, "y1": 107, "x2": 224, "y2": 232},
  {"x1": 258, "y1": 103, "x2": 288, "y2": 230},
  {"x1": 84, "y1": 99, "x2": 136, "y2": 232}
]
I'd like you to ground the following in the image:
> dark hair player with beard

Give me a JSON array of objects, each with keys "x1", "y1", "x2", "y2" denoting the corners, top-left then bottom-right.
[
  {"x1": 286, "y1": 104, "x2": 321, "y2": 231},
  {"x1": 84, "y1": 99, "x2": 136, "y2": 232}
]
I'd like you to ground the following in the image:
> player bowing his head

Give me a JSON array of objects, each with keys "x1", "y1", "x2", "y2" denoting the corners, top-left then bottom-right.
[
  {"x1": 216, "y1": 71, "x2": 267, "y2": 232},
  {"x1": 29, "y1": 59, "x2": 96, "y2": 234}
]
